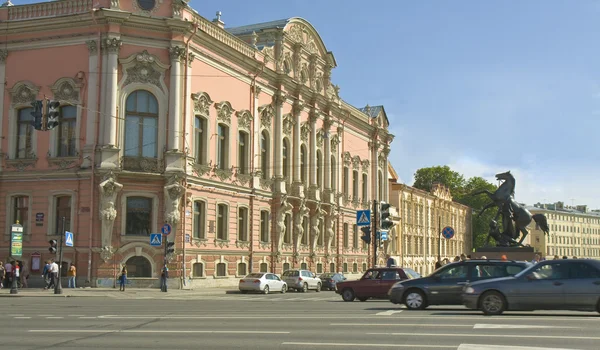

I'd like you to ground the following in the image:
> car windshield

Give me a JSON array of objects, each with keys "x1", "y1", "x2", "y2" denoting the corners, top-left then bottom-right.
[
  {"x1": 319, "y1": 273, "x2": 334, "y2": 278},
  {"x1": 245, "y1": 273, "x2": 264, "y2": 278},
  {"x1": 282, "y1": 271, "x2": 299, "y2": 277},
  {"x1": 403, "y1": 268, "x2": 421, "y2": 279}
]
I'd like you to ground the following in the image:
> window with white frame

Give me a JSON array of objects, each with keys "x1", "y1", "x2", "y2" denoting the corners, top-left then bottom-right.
[
  {"x1": 217, "y1": 123, "x2": 229, "y2": 170},
  {"x1": 283, "y1": 262, "x2": 290, "y2": 271},
  {"x1": 353, "y1": 224, "x2": 358, "y2": 249},
  {"x1": 195, "y1": 116, "x2": 207, "y2": 164},
  {"x1": 343, "y1": 262, "x2": 348, "y2": 273},
  {"x1": 259, "y1": 262, "x2": 268, "y2": 273},
  {"x1": 362, "y1": 173, "x2": 368, "y2": 201},
  {"x1": 216, "y1": 262, "x2": 227, "y2": 276},
  {"x1": 126, "y1": 197, "x2": 152, "y2": 236},
  {"x1": 378, "y1": 170, "x2": 383, "y2": 200},
  {"x1": 353, "y1": 262, "x2": 358, "y2": 273},
  {"x1": 193, "y1": 201, "x2": 206, "y2": 239},
  {"x1": 300, "y1": 262, "x2": 307, "y2": 269},
  {"x1": 12, "y1": 196, "x2": 29, "y2": 232},
  {"x1": 54, "y1": 196, "x2": 72, "y2": 235},
  {"x1": 352, "y1": 170, "x2": 358, "y2": 199},
  {"x1": 316, "y1": 150, "x2": 323, "y2": 188},
  {"x1": 343, "y1": 166, "x2": 349, "y2": 194},
  {"x1": 16, "y1": 107, "x2": 34, "y2": 159},
  {"x1": 193, "y1": 262, "x2": 204, "y2": 277},
  {"x1": 237, "y1": 262, "x2": 247, "y2": 276},
  {"x1": 260, "y1": 131, "x2": 270, "y2": 179},
  {"x1": 300, "y1": 145, "x2": 307, "y2": 183},
  {"x1": 316, "y1": 263, "x2": 323, "y2": 273},
  {"x1": 330, "y1": 156, "x2": 336, "y2": 190},
  {"x1": 238, "y1": 131, "x2": 249, "y2": 174},
  {"x1": 124, "y1": 90, "x2": 158, "y2": 158},
  {"x1": 238, "y1": 207, "x2": 248, "y2": 241},
  {"x1": 217, "y1": 204, "x2": 228, "y2": 240},
  {"x1": 260, "y1": 210, "x2": 269, "y2": 242},
  {"x1": 283, "y1": 138, "x2": 290, "y2": 180},
  {"x1": 57, "y1": 105, "x2": 77, "y2": 157},
  {"x1": 329, "y1": 262, "x2": 335, "y2": 273},
  {"x1": 343, "y1": 223, "x2": 349, "y2": 248},
  {"x1": 362, "y1": 262, "x2": 367, "y2": 272}
]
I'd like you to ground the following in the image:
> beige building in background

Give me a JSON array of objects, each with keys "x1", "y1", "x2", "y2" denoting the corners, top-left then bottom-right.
[
  {"x1": 386, "y1": 165, "x2": 473, "y2": 276},
  {"x1": 525, "y1": 202, "x2": 600, "y2": 259}
]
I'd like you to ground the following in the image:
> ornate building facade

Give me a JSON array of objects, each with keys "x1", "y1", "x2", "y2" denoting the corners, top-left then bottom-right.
[
  {"x1": 387, "y1": 165, "x2": 472, "y2": 276},
  {"x1": 0, "y1": 1, "x2": 393, "y2": 287}
]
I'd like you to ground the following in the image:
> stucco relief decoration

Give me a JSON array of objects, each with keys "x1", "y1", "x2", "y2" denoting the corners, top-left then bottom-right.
[
  {"x1": 342, "y1": 152, "x2": 351, "y2": 167},
  {"x1": 283, "y1": 52, "x2": 293, "y2": 75},
  {"x1": 10, "y1": 81, "x2": 39, "y2": 105},
  {"x1": 132, "y1": 0, "x2": 163, "y2": 15},
  {"x1": 315, "y1": 72, "x2": 323, "y2": 92},
  {"x1": 214, "y1": 101, "x2": 234, "y2": 125},
  {"x1": 103, "y1": 38, "x2": 122, "y2": 53},
  {"x1": 192, "y1": 92, "x2": 213, "y2": 116},
  {"x1": 316, "y1": 129, "x2": 325, "y2": 148},
  {"x1": 119, "y1": 50, "x2": 169, "y2": 93},
  {"x1": 276, "y1": 196, "x2": 293, "y2": 253},
  {"x1": 326, "y1": 206, "x2": 338, "y2": 248},
  {"x1": 235, "y1": 110, "x2": 253, "y2": 131},
  {"x1": 330, "y1": 135, "x2": 340, "y2": 153},
  {"x1": 300, "y1": 122, "x2": 310, "y2": 142},
  {"x1": 86, "y1": 40, "x2": 98, "y2": 55},
  {"x1": 99, "y1": 173, "x2": 123, "y2": 248},
  {"x1": 258, "y1": 104, "x2": 274, "y2": 130},
  {"x1": 287, "y1": 23, "x2": 318, "y2": 55},
  {"x1": 361, "y1": 159, "x2": 370, "y2": 173},
  {"x1": 326, "y1": 84, "x2": 341, "y2": 104},
  {"x1": 352, "y1": 156, "x2": 361, "y2": 170},
  {"x1": 168, "y1": 46, "x2": 186, "y2": 62},
  {"x1": 260, "y1": 46, "x2": 275, "y2": 60},
  {"x1": 282, "y1": 113, "x2": 293, "y2": 136},
  {"x1": 50, "y1": 78, "x2": 80, "y2": 104},
  {"x1": 378, "y1": 152, "x2": 386, "y2": 168},
  {"x1": 164, "y1": 174, "x2": 185, "y2": 226},
  {"x1": 172, "y1": 0, "x2": 188, "y2": 18}
]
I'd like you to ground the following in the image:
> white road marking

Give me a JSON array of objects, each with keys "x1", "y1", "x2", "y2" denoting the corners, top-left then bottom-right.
[
  {"x1": 14, "y1": 317, "x2": 31, "y2": 319},
  {"x1": 367, "y1": 332, "x2": 600, "y2": 340},
  {"x1": 282, "y1": 342, "x2": 454, "y2": 348},
  {"x1": 79, "y1": 317, "x2": 97, "y2": 319},
  {"x1": 474, "y1": 324, "x2": 575, "y2": 329},
  {"x1": 375, "y1": 310, "x2": 403, "y2": 316},
  {"x1": 46, "y1": 317, "x2": 64, "y2": 319},
  {"x1": 331, "y1": 323, "x2": 471, "y2": 327},
  {"x1": 458, "y1": 344, "x2": 581, "y2": 350},
  {"x1": 9, "y1": 314, "x2": 24, "y2": 316},
  {"x1": 30, "y1": 330, "x2": 290, "y2": 334},
  {"x1": 96, "y1": 315, "x2": 408, "y2": 319},
  {"x1": 68, "y1": 314, "x2": 85, "y2": 317},
  {"x1": 38, "y1": 315, "x2": 53, "y2": 317}
]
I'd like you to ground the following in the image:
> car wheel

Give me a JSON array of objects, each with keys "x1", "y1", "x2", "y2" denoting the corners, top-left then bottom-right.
[
  {"x1": 315, "y1": 283, "x2": 321, "y2": 292},
  {"x1": 596, "y1": 299, "x2": 600, "y2": 314},
  {"x1": 358, "y1": 297, "x2": 368, "y2": 302},
  {"x1": 301, "y1": 283, "x2": 308, "y2": 293},
  {"x1": 281, "y1": 284, "x2": 287, "y2": 294},
  {"x1": 480, "y1": 291, "x2": 506, "y2": 315},
  {"x1": 240, "y1": 290, "x2": 248, "y2": 294},
  {"x1": 404, "y1": 289, "x2": 427, "y2": 310},
  {"x1": 342, "y1": 288, "x2": 355, "y2": 302},
  {"x1": 263, "y1": 285, "x2": 270, "y2": 295}
]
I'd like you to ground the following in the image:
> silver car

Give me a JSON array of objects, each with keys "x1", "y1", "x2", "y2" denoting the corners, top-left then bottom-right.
[
  {"x1": 282, "y1": 269, "x2": 322, "y2": 292},
  {"x1": 463, "y1": 259, "x2": 600, "y2": 315},
  {"x1": 239, "y1": 272, "x2": 287, "y2": 294}
]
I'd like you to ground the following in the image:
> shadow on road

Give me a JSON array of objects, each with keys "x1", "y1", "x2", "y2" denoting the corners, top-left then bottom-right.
[{"x1": 428, "y1": 311, "x2": 600, "y2": 317}]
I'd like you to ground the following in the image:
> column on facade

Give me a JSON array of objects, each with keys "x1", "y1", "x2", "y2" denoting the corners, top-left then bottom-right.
[
  {"x1": 309, "y1": 108, "x2": 318, "y2": 188},
  {"x1": 323, "y1": 115, "x2": 332, "y2": 198},
  {"x1": 273, "y1": 90, "x2": 286, "y2": 190},
  {"x1": 292, "y1": 100, "x2": 303, "y2": 183},
  {"x1": 168, "y1": 46, "x2": 184, "y2": 151},
  {"x1": 252, "y1": 86, "x2": 261, "y2": 187},
  {"x1": 82, "y1": 41, "x2": 99, "y2": 167},
  {"x1": 185, "y1": 53, "x2": 194, "y2": 163},
  {"x1": 0, "y1": 49, "x2": 7, "y2": 172},
  {"x1": 103, "y1": 37, "x2": 121, "y2": 146}
]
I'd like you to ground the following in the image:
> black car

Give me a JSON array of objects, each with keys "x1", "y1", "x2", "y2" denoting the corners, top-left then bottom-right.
[
  {"x1": 318, "y1": 273, "x2": 346, "y2": 291},
  {"x1": 389, "y1": 259, "x2": 531, "y2": 310}
]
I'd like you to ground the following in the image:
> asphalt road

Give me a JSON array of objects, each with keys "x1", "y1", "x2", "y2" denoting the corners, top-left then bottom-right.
[{"x1": 2, "y1": 290, "x2": 599, "y2": 350}]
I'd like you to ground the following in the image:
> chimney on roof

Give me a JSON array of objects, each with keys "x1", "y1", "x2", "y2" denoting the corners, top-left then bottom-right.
[{"x1": 213, "y1": 11, "x2": 225, "y2": 29}]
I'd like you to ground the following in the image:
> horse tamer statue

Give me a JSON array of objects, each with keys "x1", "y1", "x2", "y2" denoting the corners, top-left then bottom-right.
[{"x1": 472, "y1": 171, "x2": 550, "y2": 247}]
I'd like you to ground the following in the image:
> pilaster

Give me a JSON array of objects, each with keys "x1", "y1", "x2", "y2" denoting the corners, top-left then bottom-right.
[
  {"x1": 272, "y1": 90, "x2": 287, "y2": 194},
  {"x1": 165, "y1": 45, "x2": 186, "y2": 173},
  {"x1": 308, "y1": 107, "x2": 320, "y2": 201},
  {"x1": 99, "y1": 37, "x2": 122, "y2": 170},
  {"x1": 82, "y1": 40, "x2": 99, "y2": 168},
  {"x1": 0, "y1": 49, "x2": 7, "y2": 172},
  {"x1": 292, "y1": 100, "x2": 304, "y2": 197}
]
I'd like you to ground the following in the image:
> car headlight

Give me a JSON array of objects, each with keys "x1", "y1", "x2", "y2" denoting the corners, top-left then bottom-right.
[{"x1": 464, "y1": 287, "x2": 475, "y2": 294}]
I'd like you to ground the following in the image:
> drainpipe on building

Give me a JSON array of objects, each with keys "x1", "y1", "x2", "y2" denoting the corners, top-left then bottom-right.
[{"x1": 181, "y1": 23, "x2": 199, "y2": 287}]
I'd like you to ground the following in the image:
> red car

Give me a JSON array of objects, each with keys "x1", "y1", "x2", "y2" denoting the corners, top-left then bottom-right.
[{"x1": 335, "y1": 267, "x2": 419, "y2": 302}]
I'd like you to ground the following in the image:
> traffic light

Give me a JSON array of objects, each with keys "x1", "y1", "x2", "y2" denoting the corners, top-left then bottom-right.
[
  {"x1": 46, "y1": 100, "x2": 60, "y2": 130},
  {"x1": 360, "y1": 226, "x2": 371, "y2": 244},
  {"x1": 31, "y1": 100, "x2": 44, "y2": 131},
  {"x1": 380, "y1": 201, "x2": 394, "y2": 230},
  {"x1": 48, "y1": 239, "x2": 58, "y2": 253},
  {"x1": 166, "y1": 241, "x2": 175, "y2": 254}
]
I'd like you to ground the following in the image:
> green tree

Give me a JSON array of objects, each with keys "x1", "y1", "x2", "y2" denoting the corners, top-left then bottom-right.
[{"x1": 412, "y1": 166, "x2": 497, "y2": 249}]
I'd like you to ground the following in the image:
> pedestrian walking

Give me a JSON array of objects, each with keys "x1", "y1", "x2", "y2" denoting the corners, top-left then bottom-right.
[
  {"x1": 0, "y1": 262, "x2": 5, "y2": 289},
  {"x1": 386, "y1": 254, "x2": 396, "y2": 267},
  {"x1": 119, "y1": 265, "x2": 127, "y2": 291},
  {"x1": 160, "y1": 265, "x2": 169, "y2": 292},
  {"x1": 4, "y1": 260, "x2": 13, "y2": 287},
  {"x1": 45, "y1": 259, "x2": 58, "y2": 290},
  {"x1": 19, "y1": 261, "x2": 29, "y2": 288},
  {"x1": 42, "y1": 260, "x2": 51, "y2": 287},
  {"x1": 67, "y1": 263, "x2": 76, "y2": 288}
]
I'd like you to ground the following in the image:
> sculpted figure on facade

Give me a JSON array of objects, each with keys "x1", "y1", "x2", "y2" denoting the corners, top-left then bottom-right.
[
  {"x1": 164, "y1": 175, "x2": 185, "y2": 226},
  {"x1": 276, "y1": 196, "x2": 294, "y2": 252},
  {"x1": 294, "y1": 198, "x2": 310, "y2": 251},
  {"x1": 326, "y1": 206, "x2": 338, "y2": 249},
  {"x1": 310, "y1": 203, "x2": 327, "y2": 252},
  {"x1": 99, "y1": 173, "x2": 123, "y2": 248}
]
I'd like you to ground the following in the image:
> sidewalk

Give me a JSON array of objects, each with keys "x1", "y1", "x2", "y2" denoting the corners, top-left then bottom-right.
[{"x1": 0, "y1": 286, "x2": 238, "y2": 298}]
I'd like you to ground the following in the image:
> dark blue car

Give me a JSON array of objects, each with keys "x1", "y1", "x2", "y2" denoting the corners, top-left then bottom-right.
[{"x1": 319, "y1": 273, "x2": 346, "y2": 291}]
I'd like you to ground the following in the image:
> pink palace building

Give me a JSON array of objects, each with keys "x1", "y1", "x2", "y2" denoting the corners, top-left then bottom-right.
[{"x1": 0, "y1": 0, "x2": 394, "y2": 288}]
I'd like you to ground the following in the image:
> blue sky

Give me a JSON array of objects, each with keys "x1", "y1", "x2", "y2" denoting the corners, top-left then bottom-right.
[{"x1": 13, "y1": 1, "x2": 600, "y2": 208}]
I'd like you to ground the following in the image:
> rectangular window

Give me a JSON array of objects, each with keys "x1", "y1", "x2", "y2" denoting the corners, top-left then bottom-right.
[
  {"x1": 55, "y1": 196, "x2": 72, "y2": 235},
  {"x1": 217, "y1": 204, "x2": 228, "y2": 240},
  {"x1": 217, "y1": 124, "x2": 229, "y2": 170},
  {"x1": 216, "y1": 262, "x2": 226, "y2": 277},
  {"x1": 343, "y1": 167, "x2": 349, "y2": 194},
  {"x1": 260, "y1": 210, "x2": 269, "y2": 242},
  {"x1": 343, "y1": 223, "x2": 349, "y2": 248},
  {"x1": 238, "y1": 207, "x2": 248, "y2": 241},
  {"x1": 238, "y1": 131, "x2": 248, "y2": 174},
  {"x1": 353, "y1": 224, "x2": 358, "y2": 249},
  {"x1": 362, "y1": 173, "x2": 368, "y2": 201},
  {"x1": 301, "y1": 217, "x2": 308, "y2": 245},
  {"x1": 353, "y1": 170, "x2": 358, "y2": 199},
  {"x1": 13, "y1": 196, "x2": 29, "y2": 233},
  {"x1": 193, "y1": 263, "x2": 204, "y2": 277},
  {"x1": 237, "y1": 263, "x2": 247, "y2": 276},
  {"x1": 16, "y1": 108, "x2": 34, "y2": 159},
  {"x1": 193, "y1": 201, "x2": 206, "y2": 239},
  {"x1": 284, "y1": 214, "x2": 292, "y2": 244},
  {"x1": 126, "y1": 197, "x2": 152, "y2": 235},
  {"x1": 195, "y1": 116, "x2": 207, "y2": 164},
  {"x1": 57, "y1": 106, "x2": 77, "y2": 157}
]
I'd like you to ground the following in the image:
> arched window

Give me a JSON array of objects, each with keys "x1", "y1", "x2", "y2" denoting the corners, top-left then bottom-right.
[
  {"x1": 343, "y1": 166, "x2": 349, "y2": 194},
  {"x1": 300, "y1": 145, "x2": 307, "y2": 183},
  {"x1": 124, "y1": 90, "x2": 158, "y2": 158},
  {"x1": 282, "y1": 138, "x2": 290, "y2": 180},
  {"x1": 330, "y1": 156, "x2": 336, "y2": 190},
  {"x1": 283, "y1": 262, "x2": 290, "y2": 271},
  {"x1": 316, "y1": 150, "x2": 323, "y2": 188},
  {"x1": 259, "y1": 262, "x2": 268, "y2": 273},
  {"x1": 352, "y1": 170, "x2": 359, "y2": 199},
  {"x1": 16, "y1": 107, "x2": 34, "y2": 159},
  {"x1": 329, "y1": 262, "x2": 335, "y2": 273},
  {"x1": 125, "y1": 256, "x2": 152, "y2": 278},
  {"x1": 217, "y1": 123, "x2": 229, "y2": 170},
  {"x1": 57, "y1": 105, "x2": 77, "y2": 157},
  {"x1": 300, "y1": 262, "x2": 308, "y2": 270},
  {"x1": 362, "y1": 173, "x2": 368, "y2": 201},
  {"x1": 261, "y1": 131, "x2": 270, "y2": 179},
  {"x1": 238, "y1": 131, "x2": 249, "y2": 174},
  {"x1": 378, "y1": 170, "x2": 384, "y2": 200}
]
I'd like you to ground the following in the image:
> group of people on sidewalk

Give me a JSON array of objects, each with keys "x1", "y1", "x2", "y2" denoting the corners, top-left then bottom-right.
[
  {"x1": 0, "y1": 259, "x2": 29, "y2": 289},
  {"x1": 42, "y1": 260, "x2": 77, "y2": 290}
]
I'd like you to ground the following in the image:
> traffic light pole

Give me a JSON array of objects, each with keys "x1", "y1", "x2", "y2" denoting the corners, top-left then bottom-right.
[
  {"x1": 372, "y1": 200, "x2": 378, "y2": 268},
  {"x1": 54, "y1": 216, "x2": 65, "y2": 295}
]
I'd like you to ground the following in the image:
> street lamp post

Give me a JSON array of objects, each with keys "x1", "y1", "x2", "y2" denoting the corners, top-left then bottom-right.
[{"x1": 54, "y1": 217, "x2": 65, "y2": 295}]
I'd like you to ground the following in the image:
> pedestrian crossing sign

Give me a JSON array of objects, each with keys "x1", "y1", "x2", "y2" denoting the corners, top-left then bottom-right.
[
  {"x1": 65, "y1": 231, "x2": 74, "y2": 247},
  {"x1": 356, "y1": 210, "x2": 371, "y2": 226},
  {"x1": 150, "y1": 233, "x2": 162, "y2": 247}
]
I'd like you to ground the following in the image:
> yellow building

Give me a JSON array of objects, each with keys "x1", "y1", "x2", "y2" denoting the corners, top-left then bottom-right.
[
  {"x1": 387, "y1": 165, "x2": 472, "y2": 275},
  {"x1": 525, "y1": 202, "x2": 600, "y2": 259}
]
